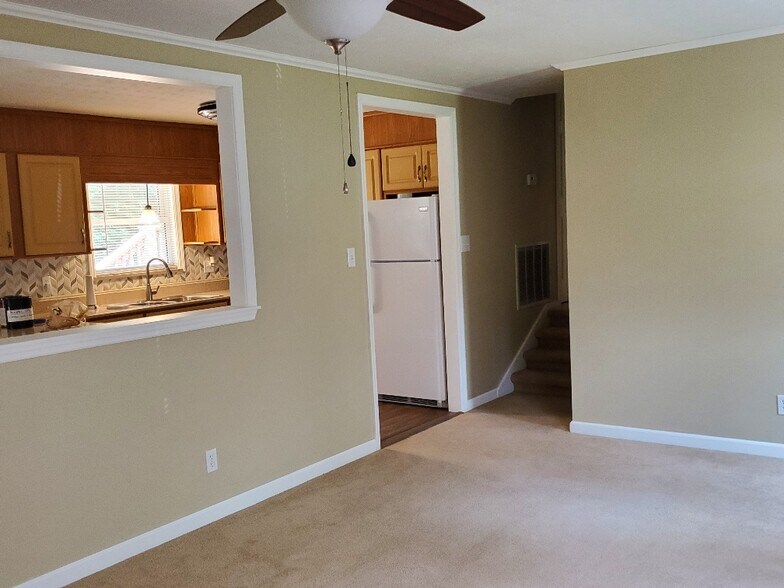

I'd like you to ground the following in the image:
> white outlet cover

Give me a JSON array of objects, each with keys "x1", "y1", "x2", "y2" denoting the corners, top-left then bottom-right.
[
  {"x1": 778, "y1": 395, "x2": 784, "y2": 416},
  {"x1": 460, "y1": 235, "x2": 471, "y2": 253},
  {"x1": 205, "y1": 448, "x2": 218, "y2": 473},
  {"x1": 347, "y1": 247, "x2": 356, "y2": 268}
]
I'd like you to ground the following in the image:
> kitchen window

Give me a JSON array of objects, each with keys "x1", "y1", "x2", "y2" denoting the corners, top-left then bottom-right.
[{"x1": 86, "y1": 183, "x2": 184, "y2": 275}]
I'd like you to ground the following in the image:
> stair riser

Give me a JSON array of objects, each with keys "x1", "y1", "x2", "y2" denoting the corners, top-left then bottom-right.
[
  {"x1": 537, "y1": 338, "x2": 570, "y2": 350},
  {"x1": 515, "y1": 384, "x2": 572, "y2": 398},
  {"x1": 526, "y1": 360, "x2": 571, "y2": 373},
  {"x1": 549, "y1": 315, "x2": 569, "y2": 328}
]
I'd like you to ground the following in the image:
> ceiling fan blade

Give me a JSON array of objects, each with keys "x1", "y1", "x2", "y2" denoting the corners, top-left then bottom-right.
[
  {"x1": 216, "y1": 0, "x2": 287, "y2": 41},
  {"x1": 386, "y1": 0, "x2": 485, "y2": 32}
]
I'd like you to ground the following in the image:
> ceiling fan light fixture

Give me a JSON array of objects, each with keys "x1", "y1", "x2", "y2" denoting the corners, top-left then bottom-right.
[
  {"x1": 280, "y1": 0, "x2": 390, "y2": 43},
  {"x1": 197, "y1": 100, "x2": 218, "y2": 120}
]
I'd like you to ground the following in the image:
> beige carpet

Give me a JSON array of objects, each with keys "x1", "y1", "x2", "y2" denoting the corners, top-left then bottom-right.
[{"x1": 76, "y1": 394, "x2": 784, "y2": 587}]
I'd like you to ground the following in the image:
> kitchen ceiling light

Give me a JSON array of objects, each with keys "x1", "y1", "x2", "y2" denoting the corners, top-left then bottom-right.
[
  {"x1": 197, "y1": 100, "x2": 217, "y2": 120},
  {"x1": 139, "y1": 185, "x2": 161, "y2": 225}
]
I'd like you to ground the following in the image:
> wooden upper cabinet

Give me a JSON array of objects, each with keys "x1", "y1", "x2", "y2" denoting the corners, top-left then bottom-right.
[
  {"x1": 422, "y1": 143, "x2": 439, "y2": 190},
  {"x1": 0, "y1": 154, "x2": 13, "y2": 258},
  {"x1": 18, "y1": 155, "x2": 88, "y2": 256},
  {"x1": 380, "y1": 143, "x2": 439, "y2": 194},
  {"x1": 363, "y1": 112, "x2": 436, "y2": 150},
  {"x1": 382, "y1": 145, "x2": 423, "y2": 193},
  {"x1": 365, "y1": 149, "x2": 383, "y2": 201},
  {"x1": 179, "y1": 184, "x2": 224, "y2": 245}
]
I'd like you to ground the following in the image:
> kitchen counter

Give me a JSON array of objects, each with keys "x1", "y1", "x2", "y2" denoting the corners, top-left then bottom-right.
[
  {"x1": 85, "y1": 291, "x2": 231, "y2": 322},
  {"x1": 1, "y1": 291, "x2": 230, "y2": 339}
]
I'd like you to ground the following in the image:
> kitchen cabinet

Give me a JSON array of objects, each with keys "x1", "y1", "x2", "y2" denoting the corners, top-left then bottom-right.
[
  {"x1": 0, "y1": 154, "x2": 13, "y2": 257},
  {"x1": 365, "y1": 149, "x2": 383, "y2": 201},
  {"x1": 179, "y1": 184, "x2": 224, "y2": 245},
  {"x1": 422, "y1": 143, "x2": 439, "y2": 190},
  {"x1": 381, "y1": 143, "x2": 439, "y2": 194},
  {"x1": 18, "y1": 154, "x2": 87, "y2": 256}
]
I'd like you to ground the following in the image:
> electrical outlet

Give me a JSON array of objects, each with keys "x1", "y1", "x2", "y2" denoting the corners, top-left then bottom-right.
[
  {"x1": 203, "y1": 256, "x2": 216, "y2": 273},
  {"x1": 42, "y1": 276, "x2": 55, "y2": 297},
  {"x1": 526, "y1": 173, "x2": 539, "y2": 186},
  {"x1": 778, "y1": 395, "x2": 784, "y2": 416},
  {"x1": 205, "y1": 448, "x2": 218, "y2": 473},
  {"x1": 346, "y1": 247, "x2": 356, "y2": 268},
  {"x1": 460, "y1": 235, "x2": 471, "y2": 253}
]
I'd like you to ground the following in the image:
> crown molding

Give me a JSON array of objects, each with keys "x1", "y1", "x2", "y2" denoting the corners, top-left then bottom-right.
[
  {"x1": 0, "y1": 0, "x2": 514, "y2": 104},
  {"x1": 554, "y1": 24, "x2": 784, "y2": 71}
]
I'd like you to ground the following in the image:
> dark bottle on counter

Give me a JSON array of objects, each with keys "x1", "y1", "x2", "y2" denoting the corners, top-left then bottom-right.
[{"x1": 0, "y1": 295, "x2": 35, "y2": 330}]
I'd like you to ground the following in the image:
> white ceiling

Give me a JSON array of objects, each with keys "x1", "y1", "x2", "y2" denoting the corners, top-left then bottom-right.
[
  {"x1": 0, "y1": 57, "x2": 216, "y2": 124},
  {"x1": 6, "y1": 1, "x2": 784, "y2": 101}
]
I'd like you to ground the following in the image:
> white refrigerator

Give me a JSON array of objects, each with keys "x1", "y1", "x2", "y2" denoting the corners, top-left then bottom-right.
[{"x1": 369, "y1": 196, "x2": 447, "y2": 406}]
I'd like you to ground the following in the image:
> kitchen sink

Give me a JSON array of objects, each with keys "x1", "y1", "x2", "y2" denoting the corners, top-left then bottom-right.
[
  {"x1": 104, "y1": 294, "x2": 221, "y2": 311},
  {"x1": 160, "y1": 294, "x2": 221, "y2": 303}
]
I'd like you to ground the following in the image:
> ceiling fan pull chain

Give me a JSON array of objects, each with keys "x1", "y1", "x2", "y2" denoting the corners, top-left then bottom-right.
[
  {"x1": 344, "y1": 47, "x2": 356, "y2": 169},
  {"x1": 336, "y1": 51, "x2": 349, "y2": 194}
]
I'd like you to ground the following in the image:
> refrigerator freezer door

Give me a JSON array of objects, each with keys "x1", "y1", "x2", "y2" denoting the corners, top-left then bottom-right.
[
  {"x1": 368, "y1": 196, "x2": 440, "y2": 262},
  {"x1": 372, "y1": 260, "x2": 447, "y2": 403}
]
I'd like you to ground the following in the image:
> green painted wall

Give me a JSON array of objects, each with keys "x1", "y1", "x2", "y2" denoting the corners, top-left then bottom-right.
[{"x1": 0, "y1": 16, "x2": 555, "y2": 585}]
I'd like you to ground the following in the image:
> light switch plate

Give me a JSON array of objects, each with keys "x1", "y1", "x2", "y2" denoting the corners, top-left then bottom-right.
[
  {"x1": 526, "y1": 173, "x2": 538, "y2": 186},
  {"x1": 460, "y1": 235, "x2": 471, "y2": 253},
  {"x1": 346, "y1": 247, "x2": 356, "y2": 268},
  {"x1": 778, "y1": 395, "x2": 784, "y2": 416}
]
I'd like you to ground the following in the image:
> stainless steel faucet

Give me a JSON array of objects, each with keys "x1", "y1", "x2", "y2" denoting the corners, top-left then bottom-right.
[{"x1": 145, "y1": 258, "x2": 174, "y2": 301}]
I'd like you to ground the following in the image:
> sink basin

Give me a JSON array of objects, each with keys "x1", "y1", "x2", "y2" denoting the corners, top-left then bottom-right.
[
  {"x1": 160, "y1": 294, "x2": 221, "y2": 303},
  {"x1": 130, "y1": 300, "x2": 174, "y2": 307}
]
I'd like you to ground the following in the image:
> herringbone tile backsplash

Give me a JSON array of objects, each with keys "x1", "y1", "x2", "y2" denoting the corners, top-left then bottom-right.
[{"x1": 0, "y1": 245, "x2": 229, "y2": 298}]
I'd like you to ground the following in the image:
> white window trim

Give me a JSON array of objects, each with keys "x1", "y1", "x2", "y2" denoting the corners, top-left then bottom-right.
[
  {"x1": 88, "y1": 183, "x2": 186, "y2": 277},
  {"x1": 0, "y1": 40, "x2": 259, "y2": 365}
]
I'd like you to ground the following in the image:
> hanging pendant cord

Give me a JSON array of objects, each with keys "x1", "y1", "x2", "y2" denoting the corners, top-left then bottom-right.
[
  {"x1": 336, "y1": 52, "x2": 347, "y2": 190},
  {"x1": 344, "y1": 47, "x2": 354, "y2": 156}
]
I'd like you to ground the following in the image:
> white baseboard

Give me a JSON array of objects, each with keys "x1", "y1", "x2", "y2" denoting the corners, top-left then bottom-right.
[
  {"x1": 17, "y1": 439, "x2": 379, "y2": 588},
  {"x1": 570, "y1": 421, "x2": 784, "y2": 460},
  {"x1": 465, "y1": 387, "x2": 504, "y2": 411},
  {"x1": 497, "y1": 301, "x2": 555, "y2": 395}
]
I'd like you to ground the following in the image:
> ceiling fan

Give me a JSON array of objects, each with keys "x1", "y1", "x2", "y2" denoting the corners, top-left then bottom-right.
[{"x1": 217, "y1": 0, "x2": 485, "y2": 48}]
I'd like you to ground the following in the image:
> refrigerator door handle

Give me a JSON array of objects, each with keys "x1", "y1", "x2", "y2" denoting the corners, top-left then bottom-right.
[{"x1": 371, "y1": 264, "x2": 381, "y2": 313}]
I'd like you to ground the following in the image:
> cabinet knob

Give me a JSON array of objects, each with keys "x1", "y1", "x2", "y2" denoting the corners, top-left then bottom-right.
[
  {"x1": 81, "y1": 227, "x2": 86, "y2": 244},
  {"x1": 423, "y1": 165, "x2": 429, "y2": 182},
  {"x1": 417, "y1": 165, "x2": 423, "y2": 183}
]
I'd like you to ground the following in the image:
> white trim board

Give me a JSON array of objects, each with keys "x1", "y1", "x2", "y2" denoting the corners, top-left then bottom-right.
[
  {"x1": 571, "y1": 421, "x2": 784, "y2": 460},
  {"x1": 356, "y1": 94, "x2": 468, "y2": 421},
  {"x1": 0, "y1": 0, "x2": 512, "y2": 105},
  {"x1": 0, "y1": 39, "x2": 259, "y2": 364},
  {"x1": 554, "y1": 24, "x2": 784, "y2": 71},
  {"x1": 496, "y1": 301, "x2": 554, "y2": 396},
  {"x1": 465, "y1": 386, "x2": 507, "y2": 411},
  {"x1": 16, "y1": 439, "x2": 379, "y2": 588}
]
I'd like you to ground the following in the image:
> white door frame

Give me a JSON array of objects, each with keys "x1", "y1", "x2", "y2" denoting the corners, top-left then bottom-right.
[{"x1": 356, "y1": 94, "x2": 468, "y2": 446}]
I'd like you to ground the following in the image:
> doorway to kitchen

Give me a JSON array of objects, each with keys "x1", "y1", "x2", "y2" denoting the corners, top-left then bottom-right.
[{"x1": 357, "y1": 95, "x2": 467, "y2": 447}]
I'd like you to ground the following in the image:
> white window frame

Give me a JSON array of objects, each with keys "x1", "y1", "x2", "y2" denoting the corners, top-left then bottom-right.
[
  {"x1": 0, "y1": 40, "x2": 259, "y2": 365},
  {"x1": 87, "y1": 183, "x2": 185, "y2": 277}
]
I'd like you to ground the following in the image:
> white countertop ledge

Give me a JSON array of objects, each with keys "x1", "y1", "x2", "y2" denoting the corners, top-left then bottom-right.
[{"x1": 0, "y1": 305, "x2": 259, "y2": 364}]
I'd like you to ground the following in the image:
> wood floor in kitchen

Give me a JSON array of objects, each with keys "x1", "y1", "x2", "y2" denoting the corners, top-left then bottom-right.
[{"x1": 379, "y1": 402, "x2": 460, "y2": 447}]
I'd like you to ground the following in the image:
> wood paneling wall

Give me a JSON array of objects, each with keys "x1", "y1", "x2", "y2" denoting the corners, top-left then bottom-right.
[
  {"x1": 0, "y1": 108, "x2": 220, "y2": 258},
  {"x1": 363, "y1": 112, "x2": 436, "y2": 150},
  {"x1": 0, "y1": 109, "x2": 219, "y2": 160}
]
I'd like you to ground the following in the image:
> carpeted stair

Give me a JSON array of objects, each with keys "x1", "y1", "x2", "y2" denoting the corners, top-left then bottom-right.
[{"x1": 512, "y1": 304, "x2": 571, "y2": 399}]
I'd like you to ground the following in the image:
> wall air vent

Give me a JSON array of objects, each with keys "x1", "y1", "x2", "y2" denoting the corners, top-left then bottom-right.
[{"x1": 516, "y1": 242, "x2": 550, "y2": 308}]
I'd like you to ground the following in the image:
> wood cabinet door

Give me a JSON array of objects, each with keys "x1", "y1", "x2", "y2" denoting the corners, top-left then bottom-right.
[
  {"x1": 365, "y1": 149, "x2": 383, "y2": 201},
  {"x1": 381, "y1": 145, "x2": 423, "y2": 193},
  {"x1": 0, "y1": 154, "x2": 13, "y2": 257},
  {"x1": 422, "y1": 143, "x2": 439, "y2": 190},
  {"x1": 18, "y1": 154, "x2": 87, "y2": 256}
]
